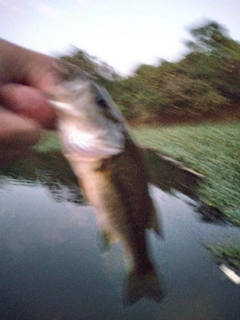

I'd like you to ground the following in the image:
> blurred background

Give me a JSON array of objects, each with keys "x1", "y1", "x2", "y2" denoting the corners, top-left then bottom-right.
[
  {"x1": 0, "y1": 0, "x2": 239, "y2": 73},
  {"x1": 0, "y1": 2, "x2": 240, "y2": 318},
  {"x1": 1, "y1": 0, "x2": 240, "y2": 124}
]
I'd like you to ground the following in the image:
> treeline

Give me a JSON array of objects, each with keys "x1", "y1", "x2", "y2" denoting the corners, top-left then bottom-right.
[{"x1": 60, "y1": 21, "x2": 240, "y2": 124}]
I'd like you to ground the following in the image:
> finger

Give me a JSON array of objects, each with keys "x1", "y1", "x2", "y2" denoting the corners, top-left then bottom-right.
[
  {"x1": 0, "y1": 107, "x2": 41, "y2": 149},
  {"x1": 24, "y1": 54, "x2": 59, "y2": 93},
  {"x1": 0, "y1": 40, "x2": 58, "y2": 94},
  {"x1": 0, "y1": 84, "x2": 56, "y2": 129}
]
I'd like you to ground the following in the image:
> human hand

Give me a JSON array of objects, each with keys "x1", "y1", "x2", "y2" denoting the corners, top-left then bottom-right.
[{"x1": 0, "y1": 39, "x2": 57, "y2": 166}]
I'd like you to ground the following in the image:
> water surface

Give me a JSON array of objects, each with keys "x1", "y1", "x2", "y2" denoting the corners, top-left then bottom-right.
[{"x1": 0, "y1": 151, "x2": 239, "y2": 320}]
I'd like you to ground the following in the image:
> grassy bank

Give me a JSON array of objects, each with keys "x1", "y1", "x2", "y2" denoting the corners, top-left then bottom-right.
[
  {"x1": 37, "y1": 121, "x2": 240, "y2": 225},
  {"x1": 206, "y1": 242, "x2": 240, "y2": 274},
  {"x1": 132, "y1": 122, "x2": 240, "y2": 225}
]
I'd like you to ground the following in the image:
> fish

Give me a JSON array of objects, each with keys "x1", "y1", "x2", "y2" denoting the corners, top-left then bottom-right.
[{"x1": 49, "y1": 64, "x2": 164, "y2": 305}]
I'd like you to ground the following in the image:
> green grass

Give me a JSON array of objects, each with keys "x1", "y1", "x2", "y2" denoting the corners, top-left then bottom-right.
[
  {"x1": 37, "y1": 122, "x2": 240, "y2": 225},
  {"x1": 36, "y1": 131, "x2": 62, "y2": 152},
  {"x1": 132, "y1": 122, "x2": 240, "y2": 225},
  {"x1": 206, "y1": 242, "x2": 240, "y2": 271}
]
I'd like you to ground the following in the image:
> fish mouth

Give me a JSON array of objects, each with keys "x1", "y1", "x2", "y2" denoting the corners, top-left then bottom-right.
[{"x1": 49, "y1": 100, "x2": 73, "y2": 112}]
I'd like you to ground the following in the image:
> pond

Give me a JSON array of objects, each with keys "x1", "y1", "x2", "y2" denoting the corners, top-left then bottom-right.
[{"x1": 0, "y1": 150, "x2": 239, "y2": 320}]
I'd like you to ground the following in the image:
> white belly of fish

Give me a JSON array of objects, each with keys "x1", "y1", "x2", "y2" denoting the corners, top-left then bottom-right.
[{"x1": 66, "y1": 156, "x2": 124, "y2": 242}]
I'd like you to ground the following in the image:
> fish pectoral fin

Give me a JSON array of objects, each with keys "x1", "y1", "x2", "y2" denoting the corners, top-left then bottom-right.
[
  {"x1": 123, "y1": 269, "x2": 164, "y2": 306},
  {"x1": 148, "y1": 201, "x2": 164, "y2": 239},
  {"x1": 98, "y1": 230, "x2": 120, "y2": 252}
]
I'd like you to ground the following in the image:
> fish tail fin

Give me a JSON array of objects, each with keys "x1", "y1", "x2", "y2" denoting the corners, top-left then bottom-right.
[{"x1": 123, "y1": 268, "x2": 164, "y2": 306}]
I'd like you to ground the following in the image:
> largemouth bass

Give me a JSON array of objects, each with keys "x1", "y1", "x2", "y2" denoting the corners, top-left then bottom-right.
[{"x1": 49, "y1": 67, "x2": 163, "y2": 305}]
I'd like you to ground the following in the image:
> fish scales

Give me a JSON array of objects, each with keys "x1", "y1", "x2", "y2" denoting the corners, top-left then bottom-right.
[{"x1": 95, "y1": 138, "x2": 153, "y2": 268}]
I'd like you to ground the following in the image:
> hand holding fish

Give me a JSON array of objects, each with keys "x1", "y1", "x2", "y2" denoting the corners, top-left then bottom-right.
[{"x1": 0, "y1": 39, "x2": 56, "y2": 165}]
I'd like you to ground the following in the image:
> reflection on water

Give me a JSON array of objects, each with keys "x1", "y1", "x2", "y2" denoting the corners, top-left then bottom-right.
[
  {"x1": 0, "y1": 151, "x2": 240, "y2": 320},
  {"x1": 0, "y1": 151, "x2": 85, "y2": 205},
  {"x1": 142, "y1": 147, "x2": 203, "y2": 198}
]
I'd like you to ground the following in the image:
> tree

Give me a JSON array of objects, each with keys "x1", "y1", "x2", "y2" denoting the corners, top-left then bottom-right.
[
  {"x1": 185, "y1": 21, "x2": 240, "y2": 103},
  {"x1": 185, "y1": 21, "x2": 230, "y2": 56},
  {"x1": 59, "y1": 20, "x2": 240, "y2": 124}
]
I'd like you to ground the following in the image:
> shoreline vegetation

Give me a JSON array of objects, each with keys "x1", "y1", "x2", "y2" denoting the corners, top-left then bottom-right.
[
  {"x1": 206, "y1": 242, "x2": 240, "y2": 272},
  {"x1": 132, "y1": 121, "x2": 240, "y2": 226},
  {"x1": 60, "y1": 21, "x2": 240, "y2": 128}
]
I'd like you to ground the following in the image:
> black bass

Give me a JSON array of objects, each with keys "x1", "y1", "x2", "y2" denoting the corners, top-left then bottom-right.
[{"x1": 49, "y1": 67, "x2": 163, "y2": 305}]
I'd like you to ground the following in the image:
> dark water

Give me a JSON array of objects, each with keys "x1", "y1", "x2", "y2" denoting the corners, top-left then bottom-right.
[{"x1": 0, "y1": 151, "x2": 239, "y2": 320}]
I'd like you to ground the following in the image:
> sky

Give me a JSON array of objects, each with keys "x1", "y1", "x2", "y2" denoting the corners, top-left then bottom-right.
[{"x1": 1, "y1": 0, "x2": 240, "y2": 75}]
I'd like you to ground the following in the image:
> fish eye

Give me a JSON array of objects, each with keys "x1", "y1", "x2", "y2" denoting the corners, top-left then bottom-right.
[
  {"x1": 91, "y1": 83, "x2": 109, "y2": 109},
  {"x1": 96, "y1": 97, "x2": 108, "y2": 109}
]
